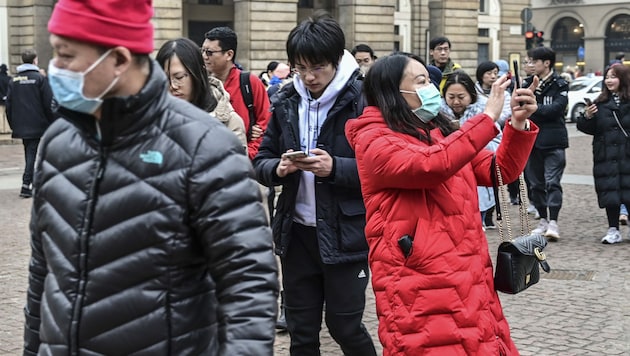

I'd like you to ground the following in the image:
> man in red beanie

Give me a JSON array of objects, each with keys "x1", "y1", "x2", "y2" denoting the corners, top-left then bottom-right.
[{"x1": 23, "y1": 1, "x2": 279, "y2": 355}]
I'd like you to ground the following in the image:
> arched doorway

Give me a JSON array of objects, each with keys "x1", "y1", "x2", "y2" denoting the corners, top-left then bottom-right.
[
  {"x1": 550, "y1": 16, "x2": 584, "y2": 72},
  {"x1": 605, "y1": 14, "x2": 630, "y2": 66}
]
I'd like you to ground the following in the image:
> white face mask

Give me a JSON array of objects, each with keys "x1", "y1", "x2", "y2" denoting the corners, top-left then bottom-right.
[
  {"x1": 400, "y1": 84, "x2": 442, "y2": 123},
  {"x1": 48, "y1": 49, "x2": 119, "y2": 114}
]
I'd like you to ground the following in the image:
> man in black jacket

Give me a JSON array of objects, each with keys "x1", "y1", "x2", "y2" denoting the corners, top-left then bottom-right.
[
  {"x1": 5, "y1": 49, "x2": 54, "y2": 198},
  {"x1": 23, "y1": 0, "x2": 278, "y2": 355},
  {"x1": 524, "y1": 47, "x2": 569, "y2": 241},
  {"x1": 254, "y1": 12, "x2": 376, "y2": 356}
]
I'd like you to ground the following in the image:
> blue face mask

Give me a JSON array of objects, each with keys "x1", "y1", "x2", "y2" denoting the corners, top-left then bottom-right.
[
  {"x1": 48, "y1": 49, "x2": 119, "y2": 114},
  {"x1": 401, "y1": 84, "x2": 442, "y2": 123}
]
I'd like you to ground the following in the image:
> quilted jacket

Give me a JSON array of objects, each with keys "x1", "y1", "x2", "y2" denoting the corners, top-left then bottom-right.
[
  {"x1": 23, "y1": 61, "x2": 278, "y2": 356},
  {"x1": 345, "y1": 107, "x2": 538, "y2": 355}
]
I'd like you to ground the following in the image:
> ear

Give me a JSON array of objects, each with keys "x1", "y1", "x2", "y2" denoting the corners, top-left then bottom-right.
[
  {"x1": 226, "y1": 49, "x2": 235, "y2": 62},
  {"x1": 111, "y1": 46, "x2": 133, "y2": 76}
]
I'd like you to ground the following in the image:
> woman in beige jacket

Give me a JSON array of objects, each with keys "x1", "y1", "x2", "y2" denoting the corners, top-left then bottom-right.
[{"x1": 156, "y1": 37, "x2": 247, "y2": 149}]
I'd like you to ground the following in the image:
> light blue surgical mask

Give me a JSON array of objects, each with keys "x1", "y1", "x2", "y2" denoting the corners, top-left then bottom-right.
[
  {"x1": 48, "y1": 49, "x2": 119, "y2": 114},
  {"x1": 400, "y1": 84, "x2": 442, "y2": 123}
]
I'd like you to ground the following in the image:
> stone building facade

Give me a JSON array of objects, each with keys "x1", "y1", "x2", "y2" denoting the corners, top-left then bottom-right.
[
  {"x1": 1, "y1": 0, "x2": 532, "y2": 77},
  {"x1": 531, "y1": 0, "x2": 630, "y2": 74}
]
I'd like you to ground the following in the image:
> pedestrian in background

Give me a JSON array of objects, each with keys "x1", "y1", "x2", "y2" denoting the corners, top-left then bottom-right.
[
  {"x1": 428, "y1": 36, "x2": 461, "y2": 91},
  {"x1": 23, "y1": 0, "x2": 278, "y2": 354},
  {"x1": 345, "y1": 53, "x2": 539, "y2": 355},
  {"x1": 578, "y1": 63, "x2": 630, "y2": 244},
  {"x1": 253, "y1": 12, "x2": 377, "y2": 356},
  {"x1": 5, "y1": 49, "x2": 54, "y2": 198},
  {"x1": 156, "y1": 37, "x2": 247, "y2": 148},
  {"x1": 0, "y1": 64, "x2": 11, "y2": 131},
  {"x1": 351, "y1": 43, "x2": 377, "y2": 76},
  {"x1": 441, "y1": 69, "x2": 503, "y2": 230},
  {"x1": 524, "y1": 46, "x2": 569, "y2": 241}
]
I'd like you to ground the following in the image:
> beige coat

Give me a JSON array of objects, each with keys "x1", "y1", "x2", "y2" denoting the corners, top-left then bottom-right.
[{"x1": 207, "y1": 76, "x2": 247, "y2": 149}]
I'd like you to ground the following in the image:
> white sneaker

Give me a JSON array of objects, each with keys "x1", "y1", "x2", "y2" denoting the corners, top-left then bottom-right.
[
  {"x1": 532, "y1": 218, "x2": 548, "y2": 235},
  {"x1": 527, "y1": 204, "x2": 537, "y2": 214},
  {"x1": 545, "y1": 220, "x2": 560, "y2": 241},
  {"x1": 601, "y1": 227, "x2": 622, "y2": 244}
]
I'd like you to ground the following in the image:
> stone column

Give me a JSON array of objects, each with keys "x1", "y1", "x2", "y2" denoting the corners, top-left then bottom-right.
[
  {"x1": 6, "y1": 0, "x2": 54, "y2": 71},
  {"x1": 583, "y1": 36, "x2": 605, "y2": 74},
  {"x1": 338, "y1": 0, "x2": 396, "y2": 58},
  {"x1": 234, "y1": 0, "x2": 298, "y2": 74},
  {"x1": 428, "y1": 0, "x2": 478, "y2": 73},
  {"x1": 153, "y1": 0, "x2": 184, "y2": 54}
]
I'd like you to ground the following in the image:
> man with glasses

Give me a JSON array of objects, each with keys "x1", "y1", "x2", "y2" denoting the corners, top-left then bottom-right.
[
  {"x1": 351, "y1": 43, "x2": 377, "y2": 76},
  {"x1": 253, "y1": 11, "x2": 377, "y2": 356},
  {"x1": 429, "y1": 36, "x2": 462, "y2": 91},
  {"x1": 202, "y1": 26, "x2": 270, "y2": 160}
]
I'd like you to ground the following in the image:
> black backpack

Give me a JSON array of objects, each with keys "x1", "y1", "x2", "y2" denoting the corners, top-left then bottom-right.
[{"x1": 239, "y1": 71, "x2": 256, "y2": 140}]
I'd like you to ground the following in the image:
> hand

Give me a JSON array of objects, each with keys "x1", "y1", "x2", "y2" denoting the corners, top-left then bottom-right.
[
  {"x1": 509, "y1": 76, "x2": 539, "y2": 128},
  {"x1": 291, "y1": 148, "x2": 333, "y2": 177},
  {"x1": 276, "y1": 150, "x2": 300, "y2": 178},
  {"x1": 483, "y1": 74, "x2": 512, "y2": 122},
  {"x1": 251, "y1": 124, "x2": 264, "y2": 139},
  {"x1": 584, "y1": 103, "x2": 597, "y2": 119}
]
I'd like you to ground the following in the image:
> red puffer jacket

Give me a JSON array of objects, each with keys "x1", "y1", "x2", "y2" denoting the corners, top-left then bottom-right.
[{"x1": 345, "y1": 106, "x2": 538, "y2": 355}]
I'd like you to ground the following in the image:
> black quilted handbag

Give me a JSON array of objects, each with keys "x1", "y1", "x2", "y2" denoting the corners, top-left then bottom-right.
[{"x1": 491, "y1": 157, "x2": 550, "y2": 294}]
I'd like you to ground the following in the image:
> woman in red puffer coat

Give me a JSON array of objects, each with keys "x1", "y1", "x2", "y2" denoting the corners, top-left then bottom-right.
[{"x1": 345, "y1": 54, "x2": 540, "y2": 355}]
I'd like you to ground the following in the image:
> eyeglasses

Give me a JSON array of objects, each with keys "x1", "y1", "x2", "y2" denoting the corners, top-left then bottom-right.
[
  {"x1": 433, "y1": 46, "x2": 450, "y2": 53},
  {"x1": 200, "y1": 48, "x2": 226, "y2": 57},
  {"x1": 292, "y1": 64, "x2": 328, "y2": 77},
  {"x1": 169, "y1": 73, "x2": 189, "y2": 87}
]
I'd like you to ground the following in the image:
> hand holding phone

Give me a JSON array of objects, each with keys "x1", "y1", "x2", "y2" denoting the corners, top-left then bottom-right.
[{"x1": 281, "y1": 150, "x2": 308, "y2": 160}]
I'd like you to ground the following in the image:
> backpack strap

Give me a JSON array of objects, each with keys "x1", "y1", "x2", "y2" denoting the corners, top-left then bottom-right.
[{"x1": 239, "y1": 71, "x2": 256, "y2": 140}]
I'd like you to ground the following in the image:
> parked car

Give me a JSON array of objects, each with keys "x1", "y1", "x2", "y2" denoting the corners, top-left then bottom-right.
[{"x1": 565, "y1": 76, "x2": 602, "y2": 122}]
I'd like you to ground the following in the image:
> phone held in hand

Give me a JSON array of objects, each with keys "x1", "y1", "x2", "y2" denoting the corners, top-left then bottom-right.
[
  {"x1": 512, "y1": 60, "x2": 521, "y2": 90},
  {"x1": 282, "y1": 150, "x2": 308, "y2": 160},
  {"x1": 584, "y1": 98, "x2": 592, "y2": 106}
]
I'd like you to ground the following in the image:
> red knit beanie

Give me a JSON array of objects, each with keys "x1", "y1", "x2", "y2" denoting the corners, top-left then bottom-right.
[{"x1": 48, "y1": 0, "x2": 154, "y2": 54}]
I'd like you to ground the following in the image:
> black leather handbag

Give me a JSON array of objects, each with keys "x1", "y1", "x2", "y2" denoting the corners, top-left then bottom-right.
[{"x1": 491, "y1": 157, "x2": 550, "y2": 294}]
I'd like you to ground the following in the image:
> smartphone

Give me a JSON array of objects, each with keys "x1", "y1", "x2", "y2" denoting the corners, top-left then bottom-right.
[
  {"x1": 281, "y1": 150, "x2": 308, "y2": 160},
  {"x1": 512, "y1": 60, "x2": 521, "y2": 89},
  {"x1": 584, "y1": 98, "x2": 592, "y2": 106}
]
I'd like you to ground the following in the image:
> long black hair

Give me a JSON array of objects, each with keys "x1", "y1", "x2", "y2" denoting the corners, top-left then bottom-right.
[
  {"x1": 596, "y1": 64, "x2": 630, "y2": 104},
  {"x1": 363, "y1": 54, "x2": 455, "y2": 143},
  {"x1": 156, "y1": 38, "x2": 217, "y2": 112}
]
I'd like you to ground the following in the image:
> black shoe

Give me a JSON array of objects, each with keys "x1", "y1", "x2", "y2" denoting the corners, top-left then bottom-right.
[
  {"x1": 19, "y1": 184, "x2": 32, "y2": 198},
  {"x1": 276, "y1": 291, "x2": 288, "y2": 332}
]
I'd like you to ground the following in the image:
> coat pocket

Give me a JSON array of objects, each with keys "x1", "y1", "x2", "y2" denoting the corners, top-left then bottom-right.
[{"x1": 337, "y1": 199, "x2": 368, "y2": 252}]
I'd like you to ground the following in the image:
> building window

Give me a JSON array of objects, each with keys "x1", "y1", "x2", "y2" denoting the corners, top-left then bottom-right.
[
  {"x1": 198, "y1": 0, "x2": 222, "y2": 4},
  {"x1": 479, "y1": 0, "x2": 488, "y2": 14},
  {"x1": 478, "y1": 43, "x2": 489, "y2": 64},
  {"x1": 478, "y1": 28, "x2": 489, "y2": 37},
  {"x1": 298, "y1": 0, "x2": 314, "y2": 8}
]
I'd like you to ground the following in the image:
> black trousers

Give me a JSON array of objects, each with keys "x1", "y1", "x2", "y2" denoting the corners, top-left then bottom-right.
[
  {"x1": 525, "y1": 147, "x2": 566, "y2": 221},
  {"x1": 22, "y1": 138, "x2": 40, "y2": 186},
  {"x1": 281, "y1": 223, "x2": 376, "y2": 356}
]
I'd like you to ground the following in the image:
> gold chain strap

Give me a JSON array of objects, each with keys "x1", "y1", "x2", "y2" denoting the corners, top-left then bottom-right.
[{"x1": 495, "y1": 164, "x2": 530, "y2": 243}]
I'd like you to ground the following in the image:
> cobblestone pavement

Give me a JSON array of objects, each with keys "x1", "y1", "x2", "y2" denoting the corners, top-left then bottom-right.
[{"x1": 0, "y1": 125, "x2": 629, "y2": 355}]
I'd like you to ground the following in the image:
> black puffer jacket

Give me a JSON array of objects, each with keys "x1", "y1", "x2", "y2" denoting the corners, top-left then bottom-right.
[
  {"x1": 24, "y1": 61, "x2": 278, "y2": 356},
  {"x1": 253, "y1": 71, "x2": 368, "y2": 264},
  {"x1": 524, "y1": 73, "x2": 569, "y2": 149},
  {"x1": 576, "y1": 98, "x2": 630, "y2": 207}
]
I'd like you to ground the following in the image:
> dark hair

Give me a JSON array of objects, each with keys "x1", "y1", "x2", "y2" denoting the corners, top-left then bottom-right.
[
  {"x1": 363, "y1": 54, "x2": 455, "y2": 143},
  {"x1": 596, "y1": 64, "x2": 630, "y2": 104},
  {"x1": 0, "y1": 64, "x2": 7, "y2": 74},
  {"x1": 616, "y1": 52, "x2": 625, "y2": 61},
  {"x1": 287, "y1": 11, "x2": 344, "y2": 69},
  {"x1": 156, "y1": 37, "x2": 217, "y2": 112},
  {"x1": 351, "y1": 44, "x2": 376, "y2": 59},
  {"x1": 21, "y1": 49, "x2": 37, "y2": 64},
  {"x1": 429, "y1": 37, "x2": 451, "y2": 50},
  {"x1": 529, "y1": 46, "x2": 556, "y2": 69},
  {"x1": 476, "y1": 61, "x2": 499, "y2": 84},
  {"x1": 204, "y1": 26, "x2": 238, "y2": 61},
  {"x1": 443, "y1": 70, "x2": 478, "y2": 104}
]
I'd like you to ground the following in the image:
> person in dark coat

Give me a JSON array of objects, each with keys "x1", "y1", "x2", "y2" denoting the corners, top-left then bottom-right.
[
  {"x1": 578, "y1": 63, "x2": 630, "y2": 244},
  {"x1": 253, "y1": 12, "x2": 377, "y2": 356},
  {"x1": 5, "y1": 49, "x2": 54, "y2": 198},
  {"x1": 0, "y1": 64, "x2": 11, "y2": 104},
  {"x1": 23, "y1": 0, "x2": 278, "y2": 355},
  {"x1": 523, "y1": 47, "x2": 569, "y2": 241}
]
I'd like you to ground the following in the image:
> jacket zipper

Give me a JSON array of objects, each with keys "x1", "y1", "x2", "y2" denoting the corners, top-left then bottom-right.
[{"x1": 69, "y1": 121, "x2": 107, "y2": 355}]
